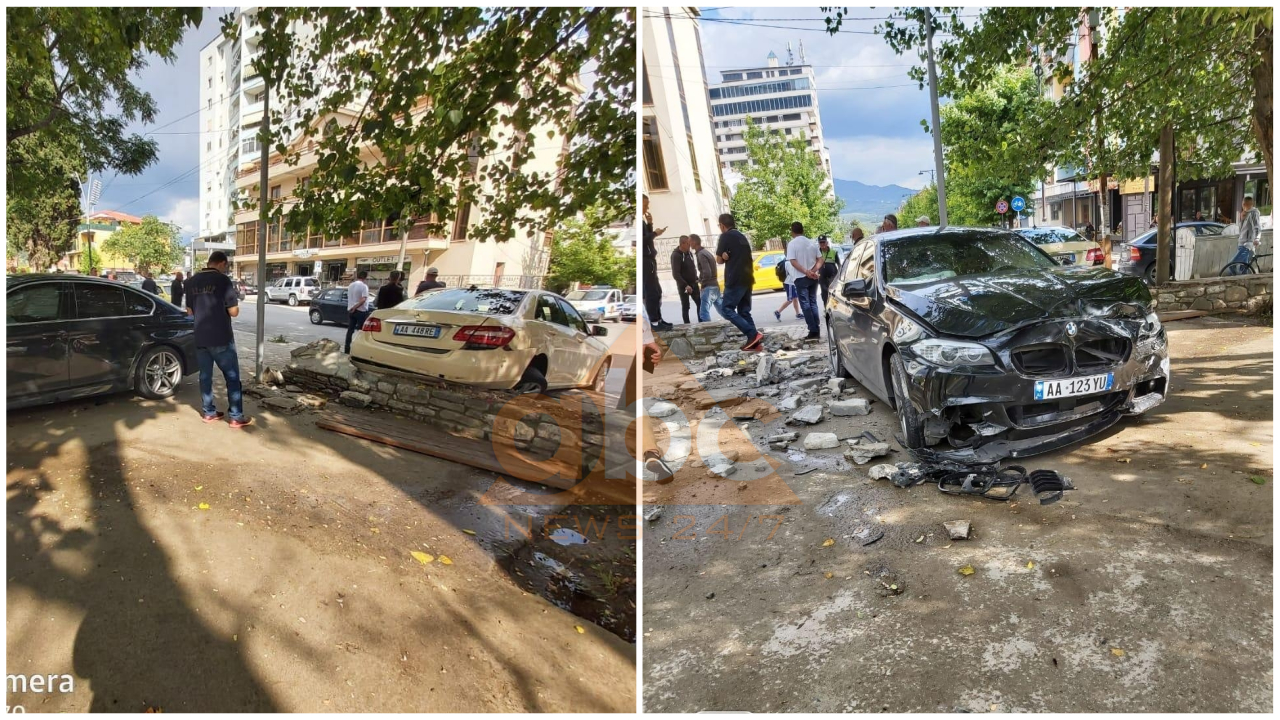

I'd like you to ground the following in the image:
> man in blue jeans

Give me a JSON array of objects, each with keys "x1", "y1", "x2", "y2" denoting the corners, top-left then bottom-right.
[
  {"x1": 345, "y1": 270, "x2": 372, "y2": 353},
  {"x1": 785, "y1": 221, "x2": 823, "y2": 340},
  {"x1": 185, "y1": 251, "x2": 252, "y2": 428},
  {"x1": 1226, "y1": 195, "x2": 1262, "y2": 275},
  {"x1": 714, "y1": 213, "x2": 764, "y2": 350},
  {"x1": 690, "y1": 234, "x2": 720, "y2": 322}
]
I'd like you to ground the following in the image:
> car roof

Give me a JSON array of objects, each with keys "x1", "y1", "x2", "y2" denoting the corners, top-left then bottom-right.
[
  {"x1": 872, "y1": 226, "x2": 1016, "y2": 244},
  {"x1": 7, "y1": 273, "x2": 124, "y2": 289}
]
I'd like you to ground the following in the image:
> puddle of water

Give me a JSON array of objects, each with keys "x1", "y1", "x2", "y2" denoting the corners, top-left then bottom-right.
[
  {"x1": 548, "y1": 528, "x2": 589, "y2": 546},
  {"x1": 532, "y1": 551, "x2": 571, "y2": 576}
]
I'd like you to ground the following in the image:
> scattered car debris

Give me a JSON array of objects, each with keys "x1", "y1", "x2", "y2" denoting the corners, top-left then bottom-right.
[
  {"x1": 943, "y1": 520, "x2": 971, "y2": 540},
  {"x1": 869, "y1": 457, "x2": 1076, "y2": 503}
]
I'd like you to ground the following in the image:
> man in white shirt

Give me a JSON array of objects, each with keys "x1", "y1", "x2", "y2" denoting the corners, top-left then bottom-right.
[
  {"x1": 344, "y1": 270, "x2": 372, "y2": 354},
  {"x1": 786, "y1": 222, "x2": 823, "y2": 340}
]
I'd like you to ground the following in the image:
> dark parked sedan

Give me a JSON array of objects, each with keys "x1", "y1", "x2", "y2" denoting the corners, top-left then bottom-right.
[
  {"x1": 7, "y1": 275, "x2": 198, "y2": 409},
  {"x1": 308, "y1": 286, "x2": 377, "y2": 325},
  {"x1": 1115, "y1": 221, "x2": 1225, "y2": 283},
  {"x1": 826, "y1": 227, "x2": 1169, "y2": 463}
]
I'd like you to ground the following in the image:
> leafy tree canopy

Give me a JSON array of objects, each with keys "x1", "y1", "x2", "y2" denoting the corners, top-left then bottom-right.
[
  {"x1": 729, "y1": 118, "x2": 845, "y2": 249},
  {"x1": 898, "y1": 184, "x2": 938, "y2": 229},
  {"x1": 77, "y1": 245, "x2": 103, "y2": 276},
  {"x1": 101, "y1": 215, "x2": 183, "y2": 274},
  {"x1": 240, "y1": 7, "x2": 635, "y2": 244},
  {"x1": 545, "y1": 205, "x2": 635, "y2": 294},
  {"x1": 7, "y1": 133, "x2": 83, "y2": 270}
]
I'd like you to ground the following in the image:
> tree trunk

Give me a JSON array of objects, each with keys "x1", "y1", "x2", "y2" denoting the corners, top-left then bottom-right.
[
  {"x1": 1251, "y1": 23, "x2": 1273, "y2": 189},
  {"x1": 1156, "y1": 123, "x2": 1174, "y2": 286}
]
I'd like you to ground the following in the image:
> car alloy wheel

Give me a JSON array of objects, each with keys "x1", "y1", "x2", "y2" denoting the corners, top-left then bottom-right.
[
  {"x1": 144, "y1": 349, "x2": 183, "y2": 397},
  {"x1": 592, "y1": 356, "x2": 613, "y2": 393},
  {"x1": 288, "y1": 294, "x2": 298, "y2": 306},
  {"x1": 310, "y1": 309, "x2": 323, "y2": 324}
]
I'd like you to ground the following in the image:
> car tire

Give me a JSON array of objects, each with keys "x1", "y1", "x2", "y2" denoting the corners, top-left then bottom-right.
[
  {"x1": 135, "y1": 346, "x2": 184, "y2": 400},
  {"x1": 590, "y1": 356, "x2": 612, "y2": 393},
  {"x1": 288, "y1": 294, "x2": 298, "y2": 306},
  {"x1": 310, "y1": 309, "x2": 323, "y2": 325},
  {"x1": 888, "y1": 352, "x2": 926, "y2": 449},
  {"x1": 827, "y1": 321, "x2": 853, "y2": 379},
  {"x1": 514, "y1": 365, "x2": 548, "y2": 395}
]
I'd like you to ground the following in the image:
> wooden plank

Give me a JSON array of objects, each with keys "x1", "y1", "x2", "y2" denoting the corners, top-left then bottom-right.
[
  {"x1": 315, "y1": 412, "x2": 580, "y2": 490},
  {"x1": 1157, "y1": 310, "x2": 1210, "y2": 322}
]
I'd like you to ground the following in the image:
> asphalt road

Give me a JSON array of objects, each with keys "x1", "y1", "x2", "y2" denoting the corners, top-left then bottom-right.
[{"x1": 656, "y1": 285, "x2": 815, "y2": 332}]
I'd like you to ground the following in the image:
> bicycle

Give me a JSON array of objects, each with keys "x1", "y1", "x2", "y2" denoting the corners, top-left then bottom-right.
[{"x1": 1220, "y1": 251, "x2": 1272, "y2": 276}]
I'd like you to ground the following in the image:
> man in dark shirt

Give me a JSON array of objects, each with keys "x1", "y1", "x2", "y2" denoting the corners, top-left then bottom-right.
[
  {"x1": 714, "y1": 213, "x2": 763, "y2": 350},
  {"x1": 141, "y1": 271, "x2": 159, "y2": 295},
  {"x1": 170, "y1": 271, "x2": 185, "y2": 308},
  {"x1": 414, "y1": 267, "x2": 446, "y2": 296},
  {"x1": 669, "y1": 235, "x2": 701, "y2": 324},
  {"x1": 690, "y1": 234, "x2": 719, "y2": 322},
  {"x1": 642, "y1": 194, "x2": 672, "y2": 330},
  {"x1": 376, "y1": 270, "x2": 406, "y2": 309},
  {"x1": 185, "y1": 251, "x2": 251, "y2": 428}
]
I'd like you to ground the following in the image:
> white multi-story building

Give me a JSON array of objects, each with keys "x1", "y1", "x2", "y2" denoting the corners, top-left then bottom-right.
[
  {"x1": 709, "y1": 48, "x2": 832, "y2": 188},
  {"x1": 641, "y1": 6, "x2": 726, "y2": 247}
]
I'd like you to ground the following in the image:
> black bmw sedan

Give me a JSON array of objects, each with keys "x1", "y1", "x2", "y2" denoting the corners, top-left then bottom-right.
[
  {"x1": 826, "y1": 227, "x2": 1170, "y2": 462},
  {"x1": 7, "y1": 275, "x2": 198, "y2": 409},
  {"x1": 308, "y1": 286, "x2": 377, "y2": 325}
]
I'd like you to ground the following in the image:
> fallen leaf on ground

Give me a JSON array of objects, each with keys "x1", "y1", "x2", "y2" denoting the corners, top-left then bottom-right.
[
  {"x1": 958, "y1": 564, "x2": 975, "y2": 576},
  {"x1": 915, "y1": 535, "x2": 924, "y2": 543},
  {"x1": 194, "y1": 485, "x2": 203, "y2": 491},
  {"x1": 824, "y1": 571, "x2": 834, "y2": 579},
  {"x1": 1111, "y1": 648, "x2": 1126, "y2": 657},
  {"x1": 1026, "y1": 560, "x2": 1036, "y2": 569},
  {"x1": 1116, "y1": 458, "x2": 1131, "y2": 464},
  {"x1": 1200, "y1": 463, "x2": 1209, "y2": 469},
  {"x1": 197, "y1": 503, "x2": 210, "y2": 511},
  {"x1": 1250, "y1": 476, "x2": 1267, "y2": 485},
  {"x1": 462, "y1": 529, "x2": 477, "y2": 536},
  {"x1": 439, "y1": 555, "x2": 453, "y2": 565},
  {"x1": 821, "y1": 538, "x2": 835, "y2": 547},
  {"x1": 410, "y1": 551, "x2": 434, "y2": 565},
  {"x1": 575, "y1": 625, "x2": 585, "y2": 634}
]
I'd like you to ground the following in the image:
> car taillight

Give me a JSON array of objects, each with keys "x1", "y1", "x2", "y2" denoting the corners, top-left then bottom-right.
[
  {"x1": 453, "y1": 325, "x2": 515, "y2": 348},
  {"x1": 362, "y1": 317, "x2": 382, "y2": 333},
  {"x1": 1086, "y1": 248, "x2": 1102, "y2": 264},
  {"x1": 1127, "y1": 246, "x2": 1141, "y2": 262}
]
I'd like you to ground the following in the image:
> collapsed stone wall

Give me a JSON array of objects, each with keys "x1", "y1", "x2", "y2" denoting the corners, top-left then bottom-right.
[
  {"x1": 655, "y1": 321, "x2": 804, "y2": 359},
  {"x1": 1153, "y1": 274, "x2": 1272, "y2": 313}
]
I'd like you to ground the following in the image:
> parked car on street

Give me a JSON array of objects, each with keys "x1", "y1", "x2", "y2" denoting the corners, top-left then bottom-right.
[
  {"x1": 1113, "y1": 221, "x2": 1225, "y2": 283},
  {"x1": 825, "y1": 227, "x2": 1168, "y2": 462},
  {"x1": 718, "y1": 251, "x2": 787, "y2": 293},
  {"x1": 7, "y1": 274, "x2": 198, "y2": 409},
  {"x1": 619, "y1": 295, "x2": 638, "y2": 322},
  {"x1": 1014, "y1": 226, "x2": 1105, "y2": 267},
  {"x1": 127, "y1": 279, "x2": 170, "y2": 302},
  {"x1": 265, "y1": 275, "x2": 320, "y2": 306},
  {"x1": 565, "y1": 287, "x2": 624, "y2": 322},
  {"x1": 350, "y1": 286, "x2": 612, "y2": 394},
  {"x1": 309, "y1": 287, "x2": 377, "y2": 326}
]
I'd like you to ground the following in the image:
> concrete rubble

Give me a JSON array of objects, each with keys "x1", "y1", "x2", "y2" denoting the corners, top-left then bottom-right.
[
  {"x1": 789, "y1": 405, "x2": 825, "y2": 425},
  {"x1": 944, "y1": 520, "x2": 971, "y2": 540},
  {"x1": 802, "y1": 432, "x2": 841, "y2": 450}
]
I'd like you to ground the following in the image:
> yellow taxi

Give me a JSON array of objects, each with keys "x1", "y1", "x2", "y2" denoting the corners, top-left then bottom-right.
[{"x1": 719, "y1": 251, "x2": 787, "y2": 293}]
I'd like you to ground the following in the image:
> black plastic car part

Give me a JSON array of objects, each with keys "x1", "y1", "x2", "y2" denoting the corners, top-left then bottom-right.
[{"x1": 936, "y1": 464, "x2": 1028, "y2": 501}]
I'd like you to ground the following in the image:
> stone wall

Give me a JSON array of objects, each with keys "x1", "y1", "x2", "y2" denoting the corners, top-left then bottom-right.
[
  {"x1": 655, "y1": 321, "x2": 805, "y2": 359},
  {"x1": 1153, "y1": 274, "x2": 1272, "y2": 313},
  {"x1": 281, "y1": 340, "x2": 609, "y2": 474}
]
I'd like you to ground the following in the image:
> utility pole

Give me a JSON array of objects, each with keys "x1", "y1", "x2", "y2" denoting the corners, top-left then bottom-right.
[
  {"x1": 924, "y1": 8, "x2": 948, "y2": 227},
  {"x1": 1088, "y1": 9, "x2": 1110, "y2": 250},
  {"x1": 1156, "y1": 124, "x2": 1174, "y2": 285},
  {"x1": 256, "y1": 73, "x2": 270, "y2": 382}
]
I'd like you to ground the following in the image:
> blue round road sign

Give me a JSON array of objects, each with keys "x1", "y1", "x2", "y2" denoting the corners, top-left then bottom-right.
[
  {"x1": 1011, "y1": 196, "x2": 1026, "y2": 212},
  {"x1": 995, "y1": 200, "x2": 1009, "y2": 214}
]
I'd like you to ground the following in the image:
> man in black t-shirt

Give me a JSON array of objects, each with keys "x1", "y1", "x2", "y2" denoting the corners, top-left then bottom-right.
[
  {"x1": 170, "y1": 271, "x2": 185, "y2": 308},
  {"x1": 714, "y1": 213, "x2": 763, "y2": 350},
  {"x1": 185, "y1": 251, "x2": 252, "y2": 428},
  {"x1": 414, "y1": 267, "x2": 446, "y2": 296},
  {"x1": 376, "y1": 270, "x2": 406, "y2": 309}
]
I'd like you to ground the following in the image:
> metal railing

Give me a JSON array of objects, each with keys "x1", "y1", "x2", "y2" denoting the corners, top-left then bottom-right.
[{"x1": 436, "y1": 274, "x2": 545, "y2": 290}]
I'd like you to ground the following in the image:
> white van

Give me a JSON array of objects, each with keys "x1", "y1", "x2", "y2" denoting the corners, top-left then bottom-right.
[{"x1": 564, "y1": 287, "x2": 624, "y2": 323}]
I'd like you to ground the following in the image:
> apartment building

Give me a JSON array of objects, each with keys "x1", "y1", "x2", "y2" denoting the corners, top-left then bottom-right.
[
  {"x1": 57, "y1": 210, "x2": 144, "y2": 274},
  {"x1": 641, "y1": 5, "x2": 726, "y2": 246},
  {"x1": 708, "y1": 47, "x2": 833, "y2": 187}
]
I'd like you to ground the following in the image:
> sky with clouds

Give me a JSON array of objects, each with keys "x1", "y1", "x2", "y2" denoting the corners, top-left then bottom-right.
[
  {"x1": 699, "y1": 7, "x2": 945, "y2": 190},
  {"x1": 91, "y1": 10, "x2": 232, "y2": 244}
]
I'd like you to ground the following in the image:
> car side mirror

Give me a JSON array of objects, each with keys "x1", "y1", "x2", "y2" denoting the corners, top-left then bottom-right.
[
  {"x1": 842, "y1": 278, "x2": 869, "y2": 299},
  {"x1": 592, "y1": 325, "x2": 608, "y2": 337}
]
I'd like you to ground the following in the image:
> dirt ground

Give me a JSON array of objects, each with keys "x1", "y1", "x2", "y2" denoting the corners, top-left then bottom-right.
[
  {"x1": 6, "y1": 375, "x2": 636, "y2": 712},
  {"x1": 641, "y1": 315, "x2": 1272, "y2": 712}
]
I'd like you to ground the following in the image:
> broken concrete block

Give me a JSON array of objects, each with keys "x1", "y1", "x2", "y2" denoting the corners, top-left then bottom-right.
[
  {"x1": 755, "y1": 353, "x2": 775, "y2": 385},
  {"x1": 789, "y1": 404, "x2": 824, "y2": 425},
  {"x1": 339, "y1": 390, "x2": 372, "y2": 408},
  {"x1": 709, "y1": 462, "x2": 738, "y2": 477},
  {"x1": 262, "y1": 396, "x2": 302, "y2": 413},
  {"x1": 705, "y1": 355, "x2": 718, "y2": 369},
  {"x1": 778, "y1": 395, "x2": 801, "y2": 411},
  {"x1": 723, "y1": 449, "x2": 742, "y2": 462},
  {"x1": 827, "y1": 378, "x2": 844, "y2": 394},
  {"x1": 766, "y1": 432, "x2": 800, "y2": 444},
  {"x1": 803, "y1": 432, "x2": 841, "y2": 450},
  {"x1": 643, "y1": 506, "x2": 663, "y2": 522},
  {"x1": 667, "y1": 337, "x2": 695, "y2": 358},
  {"x1": 830, "y1": 398, "x2": 871, "y2": 416},
  {"x1": 944, "y1": 520, "x2": 971, "y2": 540},
  {"x1": 649, "y1": 401, "x2": 679, "y2": 418},
  {"x1": 844, "y1": 441, "x2": 892, "y2": 465},
  {"x1": 868, "y1": 464, "x2": 897, "y2": 481},
  {"x1": 284, "y1": 384, "x2": 303, "y2": 393},
  {"x1": 789, "y1": 377, "x2": 825, "y2": 393}
]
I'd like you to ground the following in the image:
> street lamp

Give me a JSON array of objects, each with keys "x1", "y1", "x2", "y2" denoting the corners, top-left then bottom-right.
[{"x1": 918, "y1": 169, "x2": 935, "y2": 184}]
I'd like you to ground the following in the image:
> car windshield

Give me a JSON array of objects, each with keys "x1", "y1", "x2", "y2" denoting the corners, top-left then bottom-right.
[
  {"x1": 624, "y1": 295, "x2": 636, "y2": 304},
  {"x1": 882, "y1": 231, "x2": 1058, "y2": 285},
  {"x1": 566, "y1": 290, "x2": 609, "y2": 301},
  {"x1": 399, "y1": 288, "x2": 526, "y2": 315},
  {"x1": 758, "y1": 254, "x2": 783, "y2": 267},
  {"x1": 1017, "y1": 227, "x2": 1086, "y2": 245}
]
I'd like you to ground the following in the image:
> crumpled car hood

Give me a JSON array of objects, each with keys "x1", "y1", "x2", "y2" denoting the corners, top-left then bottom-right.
[{"x1": 887, "y1": 266, "x2": 1151, "y2": 338}]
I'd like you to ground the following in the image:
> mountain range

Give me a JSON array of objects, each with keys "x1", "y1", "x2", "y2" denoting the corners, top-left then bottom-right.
[{"x1": 833, "y1": 178, "x2": 918, "y2": 217}]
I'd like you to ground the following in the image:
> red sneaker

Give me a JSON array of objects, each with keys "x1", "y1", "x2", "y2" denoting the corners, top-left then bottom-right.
[
  {"x1": 201, "y1": 412, "x2": 225, "y2": 423},
  {"x1": 742, "y1": 332, "x2": 765, "y2": 351},
  {"x1": 229, "y1": 417, "x2": 254, "y2": 429}
]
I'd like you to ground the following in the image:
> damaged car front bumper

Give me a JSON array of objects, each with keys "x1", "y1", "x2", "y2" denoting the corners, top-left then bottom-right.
[{"x1": 900, "y1": 316, "x2": 1169, "y2": 463}]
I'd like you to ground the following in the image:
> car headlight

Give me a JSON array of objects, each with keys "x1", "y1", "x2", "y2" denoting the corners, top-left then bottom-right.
[
  {"x1": 909, "y1": 338, "x2": 996, "y2": 367},
  {"x1": 893, "y1": 317, "x2": 922, "y2": 344}
]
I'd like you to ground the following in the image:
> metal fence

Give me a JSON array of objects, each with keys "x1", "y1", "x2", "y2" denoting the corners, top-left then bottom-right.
[{"x1": 436, "y1": 274, "x2": 546, "y2": 290}]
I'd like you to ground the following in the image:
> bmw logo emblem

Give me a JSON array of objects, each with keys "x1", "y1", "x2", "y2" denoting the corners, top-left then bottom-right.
[{"x1": 1066, "y1": 322, "x2": 1078, "y2": 337}]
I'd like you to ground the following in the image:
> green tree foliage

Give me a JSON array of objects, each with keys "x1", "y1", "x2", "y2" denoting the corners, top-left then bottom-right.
[
  {"x1": 729, "y1": 118, "x2": 845, "y2": 249},
  {"x1": 545, "y1": 206, "x2": 635, "y2": 294},
  {"x1": 77, "y1": 245, "x2": 103, "y2": 276},
  {"x1": 7, "y1": 135, "x2": 83, "y2": 270},
  {"x1": 242, "y1": 7, "x2": 635, "y2": 245},
  {"x1": 898, "y1": 184, "x2": 938, "y2": 229},
  {"x1": 101, "y1": 215, "x2": 183, "y2": 274}
]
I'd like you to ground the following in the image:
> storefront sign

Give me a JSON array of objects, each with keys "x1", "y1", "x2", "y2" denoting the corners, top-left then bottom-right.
[
  {"x1": 1119, "y1": 176, "x2": 1154, "y2": 195},
  {"x1": 1087, "y1": 177, "x2": 1119, "y2": 193},
  {"x1": 356, "y1": 256, "x2": 398, "y2": 265},
  {"x1": 293, "y1": 249, "x2": 316, "y2": 258}
]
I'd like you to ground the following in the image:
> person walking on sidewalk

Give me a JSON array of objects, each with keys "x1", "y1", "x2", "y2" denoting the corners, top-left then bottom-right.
[
  {"x1": 691, "y1": 234, "x2": 719, "y2": 322},
  {"x1": 715, "y1": 213, "x2": 764, "y2": 351},
  {"x1": 670, "y1": 235, "x2": 701, "y2": 324},
  {"x1": 785, "y1": 222, "x2": 823, "y2": 340},
  {"x1": 170, "y1": 271, "x2": 185, "y2": 308},
  {"x1": 345, "y1": 271, "x2": 372, "y2": 354},
  {"x1": 377, "y1": 270, "x2": 406, "y2": 309},
  {"x1": 817, "y1": 235, "x2": 840, "y2": 308},
  {"x1": 1226, "y1": 195, "x2": 1263, "y2": 275},
  {"x1": 773, "y1": 245, "x2": 803, "y2": 322},
  {"x1": 185, "y1": 251, "x2": 251, "y2": 428}
]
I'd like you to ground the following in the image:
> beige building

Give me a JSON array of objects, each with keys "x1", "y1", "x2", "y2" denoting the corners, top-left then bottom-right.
[{"x1": 57, "y1": 210, "x2": 144, "y2": 274}]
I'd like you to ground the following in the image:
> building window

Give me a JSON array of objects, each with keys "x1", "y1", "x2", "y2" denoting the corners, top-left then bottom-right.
[
  {"x1": 711, "y1": 94, "x2": 813, "y2": 118},
  {"x1": 722, "y1": 72, "x2": 743, "y2": 82},
  {"x1": 746, "y1": 71, "x2": 763, "y2": 79},
  {"x1": 708, "y1": 77, "x2": 811, "y2": 101},
  {"x1": 453, "y1": 202, "x2": 472, "y2": 240},
  {"x1": 207, "y1": 98, "x2": 212, "y2": 109},
  {"x1": 642, "y1": 117, "x2": 668, "y2": 191},
  {"x1": 687, "y1": 133, "x2": 702, "y2": 193},
  {"x1": 207, "y1": 141, "x2": 212, "y2": 151}
]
